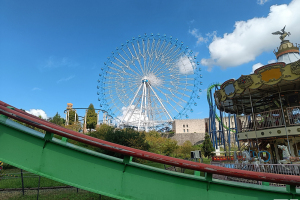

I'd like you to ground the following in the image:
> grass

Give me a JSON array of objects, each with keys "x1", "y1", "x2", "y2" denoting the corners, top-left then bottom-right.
[
  {"x1": 0, "y1": 167, "x2": 118, "y2": 200},
  {"x1": 1, "y1": 189, "x2": 118, "y2": 200},
  {"x1": 1, "y1": 168, "x2": 66, "y2": 189}
]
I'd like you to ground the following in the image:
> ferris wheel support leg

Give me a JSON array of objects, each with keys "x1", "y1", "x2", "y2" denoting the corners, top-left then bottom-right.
[
  {"x1": 149, "y1": 85, "x2": 173, "y2": 121},
  {"x1": 121, "y1": 84, "x2": 143, "y2": 125},
  {"x1": 138, "y1": 82, "x2": 146, "y2": 131},
  {"x1": 144, "y1": 84, "x2": 149, "y2": 131}
]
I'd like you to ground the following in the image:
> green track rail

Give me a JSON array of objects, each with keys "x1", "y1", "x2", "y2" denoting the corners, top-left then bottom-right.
[
  {"x1": 207, "y1": 83, "x2": 236, "y2": 132},
  {"x1": 0, "y1": 116, "x2": 299, "y2": 199}
]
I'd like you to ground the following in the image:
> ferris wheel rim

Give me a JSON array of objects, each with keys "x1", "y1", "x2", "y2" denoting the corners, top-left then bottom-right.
[{"x1": 98, "y1": 33, "x2": 202, "y2": 129}]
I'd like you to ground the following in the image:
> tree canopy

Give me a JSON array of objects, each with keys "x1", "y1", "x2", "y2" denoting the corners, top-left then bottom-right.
[
  {"x1": 89, "y1": 125, "x2": 150, "y2": 160},
  {"x1": 86, "y1": 103, "x2": 97, "y2": 132},
  {"x1": 49, "y1": 112, "x2": 65, "y2": 126},
  {"x1": 201, "y1": 133, "x2": 215, "y2": 158}
]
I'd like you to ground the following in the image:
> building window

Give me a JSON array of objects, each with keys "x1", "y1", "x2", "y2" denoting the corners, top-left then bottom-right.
[
  {"x1": 183, "y1": 125, "x2": 185, "y2": 128},
  {"x1": 187, "y1": 129, "x2": 189, "y2": 132},
  {"x1": 183, "y1": 129, "x2": 185, "y2": 132},
  {"x1": 187, "y1": 124, "x2": 188, "y2": 128}
]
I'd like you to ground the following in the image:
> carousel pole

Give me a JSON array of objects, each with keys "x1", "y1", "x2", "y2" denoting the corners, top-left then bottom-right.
[
  {"x1": 277, "y1": 87, "x2": 292, "y2": 154},
  {"x1": 249, "y1": 89, "x2": 260, "y2": 152},
  {"x1": 234, "y1": 113, "x2": 240, "y2": 149},
  {"x1": 229, "y1": 112, "x2": 231, "y2": 156}
]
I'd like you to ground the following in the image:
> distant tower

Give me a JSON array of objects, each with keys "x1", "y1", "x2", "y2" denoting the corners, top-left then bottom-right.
[{"x1": 65, "y1": 103, "x2": 77, "y2": 126}]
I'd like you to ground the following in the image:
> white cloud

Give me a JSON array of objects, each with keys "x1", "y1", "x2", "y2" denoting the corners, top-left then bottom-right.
[
  {"x1": 26, "y1": 109, "x2": 48, "y2": 119},
  {"x1": 268, "y1": 59, "x2": 276, "y2": 64},
  {"x1": 257, "y1": 0, "x2": 269, "y2": 5},
  {"x1": 120, "y1": 105, "x2": 148, "y2": 124},
  {"x1": 147, "y1": 73, "x2": 162, "y2": 86},
  {"x1": 201, "y1": 0, "x2": 300, "y2": 69},
  {"x1": 177, "y1": 56, "x2": 194, "y2": 75},
  {"x1": 57, "y1": 75, "x2": 75, "y2": 83},
  {"x1": 189, "y1": 29, "x2": 208, "y2": 45},
  {"x1": 189, "y1": 19, "x2": 195, "y2": 24},
  {"x1": 251, "y1": 63, "x2": 263, "y2": 73},
  {"x1": 32, "y1": 87, "x2": 41, "y2": 91},
  {"x1": 42, "y1": 56, "x2": 78, "y2": 69}
]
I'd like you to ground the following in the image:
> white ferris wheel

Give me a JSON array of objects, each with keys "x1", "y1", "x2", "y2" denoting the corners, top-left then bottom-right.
[{"x1": 98, "y1": 34, "x2": 202, "y2": 130}]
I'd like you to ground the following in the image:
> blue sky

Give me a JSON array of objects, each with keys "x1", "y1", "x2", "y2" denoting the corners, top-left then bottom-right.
[{"x1": 1, "y1": 0, "x2": 299, "y2": 123}]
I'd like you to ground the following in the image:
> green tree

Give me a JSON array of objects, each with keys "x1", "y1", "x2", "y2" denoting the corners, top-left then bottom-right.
[
  {"x1": 86, "y1": 103, "x2": 97, "y2": 132},
  {"x1": 66, "y1": 122, "x2": 82, "y2": 132},
  {"x1": 49, "y1": 112, "x2": 65, "y2": 126},
  {"x1": 201, "y1": 133, "x2": 215, "y2": 158},
  {"x1": 89, "y1": 125, "x2": 149, "y2": 161},
  {"x1": 68, "y1": 110, "x2": 78, "y2": 125},
  {"x1": 180, "y1": 141, "x2": 194, "y2": 159},
  {"x1": 162, "y1": 138, "x2": 178, "y2": 156}
]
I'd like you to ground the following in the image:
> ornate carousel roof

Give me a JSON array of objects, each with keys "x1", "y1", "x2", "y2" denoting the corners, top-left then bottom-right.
[{"x1": 214, "y1": 27, "x2": 300, "y2": 115}]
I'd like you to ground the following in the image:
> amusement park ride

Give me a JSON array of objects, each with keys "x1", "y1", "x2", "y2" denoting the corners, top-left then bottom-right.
[
  {"x1": 209, "y1": 26, "x2": 300, "y2": 165},
  {"x1": 1, "y1": 29, "x2": 300, "y2": 199},
  {"x1": 97, "y1": 34, "x2": 202, "y2": 131}
]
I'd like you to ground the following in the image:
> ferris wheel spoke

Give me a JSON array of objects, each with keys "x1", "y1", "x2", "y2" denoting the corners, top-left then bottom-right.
[
  {"x1": 113, "y1": 56, "x2": 142, "y2": 75},
  {"x1": 152, "y1": 86, "x2": 186, "y2": 107},
  {"x1": 121, "y1": 83, "x2": 143, "y2": 123},
  {"x1": 149, "y1": 84, "x2": 173, "y2": 120},
  {"x1": 139, "y1": 40, "x2": 148, "y2": 75},
  {"x1": 110, "y1": 60, "x2": 141, "y2": 77},
  {"x1": 163, "y1": 82, "x2": 192, "y2": 93},
  {"x1": 131, "y1": 42, "x2": 145, "y2": 75},
  {"x1": 161, "y1": 85, "x2": 191, "y2": 98},
  {"x1": 125, "y1": 45, "x2": 143, "y2": 75},
  {"x1": 148, "y1": 47, "x2": 169, "y2": 73},
  {"x1": 146, "y1": 39, "x2": 157, "y2": 74}
]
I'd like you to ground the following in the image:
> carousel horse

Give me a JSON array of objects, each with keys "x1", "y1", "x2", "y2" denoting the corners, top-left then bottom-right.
[
  {"x1": 242, "y1": 151, "x2": 251, "y2": 164},
  {"x1": 277, "y1": 145, "x2": 300, "y2": 164},
  {"x1": 241, "y1": 151, "x2": 265, "y2": 171}
]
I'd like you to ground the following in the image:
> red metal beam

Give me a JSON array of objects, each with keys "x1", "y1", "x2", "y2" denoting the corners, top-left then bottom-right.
[{"x1": 1, "y1": 100, "x2": 300, "y2": 185}]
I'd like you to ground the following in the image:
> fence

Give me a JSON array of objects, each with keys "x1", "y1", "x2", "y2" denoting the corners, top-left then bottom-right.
[
  {"x1": 240, "y1": 109, "x2": 285, "y2": 132},
  {"x1": 287, "y1": 106, "x2": 300, "y2": 126},
  {"x1": 0, "y1": 168, "x2": 108, "y2": 200},
  {"x1": 211, "y1": 162, "x2": 300, "y2": 187}
]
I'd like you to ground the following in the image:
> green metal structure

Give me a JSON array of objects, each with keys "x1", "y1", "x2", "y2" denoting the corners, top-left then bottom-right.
[{"x1": 0, "y1": 115, "x2": 299, "y2": 199}]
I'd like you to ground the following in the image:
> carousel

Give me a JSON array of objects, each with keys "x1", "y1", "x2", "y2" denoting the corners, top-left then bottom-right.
[{"x1": 213, "y1": 26, "x2": 300, "y2": 165}]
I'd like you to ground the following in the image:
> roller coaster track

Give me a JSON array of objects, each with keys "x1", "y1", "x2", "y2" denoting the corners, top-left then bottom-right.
[
  {"x1": 207, "y1": 83, "x2": 236, "y2": 133},
  {"x1": 0, "y1": 100, "x2": 299, "y2": 199}
]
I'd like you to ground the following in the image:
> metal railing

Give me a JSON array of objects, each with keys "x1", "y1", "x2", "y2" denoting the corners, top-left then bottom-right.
[
  {"x1": 240, "y1": 109, "x2": 285, "y2": 132},
  {"x1": 211, "y1": 162, "x2": 300, "y2": 186},
  {"x1": 211, "y1": 163, "x2": 300, "y2": 175},
  {"x1": 287, "y1": 106, "x2": 300, "y2": 126}
]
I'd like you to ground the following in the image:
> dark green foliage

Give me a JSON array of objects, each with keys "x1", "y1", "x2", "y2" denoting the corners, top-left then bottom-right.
[
  {"x1": 49, "y1": 112, "x2": 65, "y2": 126},
  {"x1": 89, "y1": 125, "x2": 150, "y2": 160},
  {"x1": 68, "y1": 110, "x2": 78, "y2": 125},
  {"x1": 201, "y1": 133, "x2": 215, "y2": 158},
  {"x1": 86, "y1": 103, "x2": 97, "y2": 132}
]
